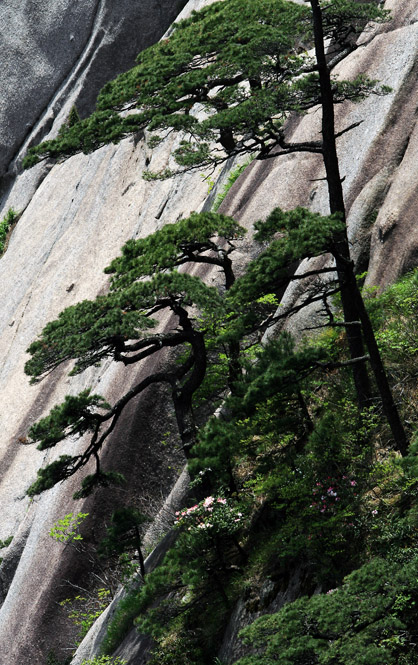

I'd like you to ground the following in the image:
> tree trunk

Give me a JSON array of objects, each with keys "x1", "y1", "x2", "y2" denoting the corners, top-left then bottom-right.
[{"x1": 310, "y1": 0, "x2": 407, "y2": 455}]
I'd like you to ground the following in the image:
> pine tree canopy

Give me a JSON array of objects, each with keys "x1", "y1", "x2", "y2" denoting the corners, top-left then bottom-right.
[
  {"x1": 24, "y1": 205, "x2": 346, "y2": 496},
  {"x1": 222, "y1": 207, "x2": 344, "y2": 341},
  {"x1": 25, "y1": 212, "x2": 244, "y2": 383},
  {"x1": 236, "y1": 556, "x2": 418, "y2": 665},
  {"x1": 23, "y1": 0, "x2": 387, "y2": 172},
  {"x1": 24, "y1": 212, "x2": 247, "y2": 495}
]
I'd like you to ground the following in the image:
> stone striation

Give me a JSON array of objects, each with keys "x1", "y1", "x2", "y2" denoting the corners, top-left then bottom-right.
[{"x1": 0, "y1": 0, "x2": 187, "y2": 182}]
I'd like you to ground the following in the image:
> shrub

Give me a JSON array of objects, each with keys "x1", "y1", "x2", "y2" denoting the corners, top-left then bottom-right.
[
  {"x1": 0, "y1": 208, "x2": 18, "y2": 256},
  {"x1": 80, "y1": 657, "x2": 126, "y2": 665},
  {"x1": 236, "y1": 556, "x2": 418, "y2": 665}
]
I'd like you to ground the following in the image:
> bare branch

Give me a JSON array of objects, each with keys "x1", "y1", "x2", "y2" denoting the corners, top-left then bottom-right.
[
  {"x1": 335, "y1": 120, "x2": 364, "y2": 139},
  {"x1": 314, "y1": 354, "x2": 370, "y2": 370}
]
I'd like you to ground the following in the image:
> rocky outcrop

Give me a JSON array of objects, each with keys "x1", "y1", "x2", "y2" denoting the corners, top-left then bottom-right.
[
  {"x1": 0, "y1": 0, "x2": 416, "y2": 663},
  {"x1": 0, "y1": 0, "x2": 187, "y2": 183}
]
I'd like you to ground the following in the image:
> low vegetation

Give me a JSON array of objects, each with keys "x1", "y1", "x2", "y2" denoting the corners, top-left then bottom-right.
[
  {"x1": 97, "y1": 270, "x2": 418, "y2": 664},
  {"x1": 0, "y1": 208, "x2": 18, "y2": 257}
]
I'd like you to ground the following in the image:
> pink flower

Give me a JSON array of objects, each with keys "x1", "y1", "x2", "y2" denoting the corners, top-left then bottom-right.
[
  {"x1": 350, "y1": 480, "x2": 357, "y2": 487},
  {"x1": 217, "y1": 498, "x2": 227, "y2": 505},
  {"x1": 203, "y1": 497, "x2": 214, "y2": 508},
  {"x1": 372, "y1": 509, "x2": 378, "y2": 515}
]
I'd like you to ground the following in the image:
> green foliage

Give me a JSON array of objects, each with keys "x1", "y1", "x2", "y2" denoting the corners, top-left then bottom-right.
[
  {"x1": 101, "y1": 582, "x2": 145, "y2": 655},
  {"x1": 24, "y1": 211, "x2": 246, "y2": 495},
  {"x1": 0, "y1": 207, "x2": 18, "y2": 256},
  {"x1": 0, "y1": 535, "x2": 13, "y2": 549},
  {"x1": 26, "y1": 212, "x2": 241, "y2": 385},
  {"x1": 49, "y1": 512, "x2": 89, "y2": 544},
  {"x1": 27, "y1": 455, "x2": 77, "y2": 496},
  {"x1": 60, "y1": 588, "x2": 112, "y2": 646},
  {"x1": 98, "y1": 507, "x2": 149, "y2": 580},
  {"x1": 225, "y1": 207, "x2": 344, "y2": 322},
  {"x1": 23, "y1": 0, "x2": 387, "y2": 171},
  {"x1": 24, "y1": 292, "x2": 155, "y2": 380},
  {"x1": 45, "y1": 651, "x2": 72, "y2": 665},
  {"x1": 371, "y1": 270, "x2": 418, "y2": 362},
  {"x1": 190, "y1": 333, "x2": 325, "y2": 487},
  {"x1": 105, "y1": 211, "x2": 245, "y2": 288},
  {"x1": 67, "y1": 105, "x2": 81, "y2": 128},
  {"x1": 103, "y1": 495, "x2": 247, "y2": 658},
  {"x1": 236, "y1": 557, "x2": 418, "y2": 665},
  {"x1": 23, "y1": 0, "x2": 309, "y2": 167},
  {"x1": 365, "y1": 269, "x2": 418, "y2": 430},
  {"x1": 72, "y1": 471, "x2": 126, "y2": 500},
  {"x1": 148, "y1": 628, "x2": 205, "y2": 665},
  {"x1": 29, "y1": 391, "x2": 110, "y2": 448},
  {"x1": 80, "y1": 655, "x2": 126, "y2": 665},
  {"x1": 99, "y1": 507, "x2": 148, "y2": 558},
  {"x1": 100, "y1": 264, "x2": 418, "y2": 658},
  {"x1": 213, "y1": 159, "x2": 252, "y2": 212}
]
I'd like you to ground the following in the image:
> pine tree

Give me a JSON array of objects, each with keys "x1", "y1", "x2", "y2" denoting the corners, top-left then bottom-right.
[
  {"x1": 67, "y1": 104, "x2": 81, "y2": 128},
  {"x1": 25, "y1": 0, "x2": 407, "y2": 499},
  {"x1": 25, "y1": 213, "x2": 246, "y2": 496},
  {"x1": 23, "y1": 0, "x2": 387, "y2": 171}
]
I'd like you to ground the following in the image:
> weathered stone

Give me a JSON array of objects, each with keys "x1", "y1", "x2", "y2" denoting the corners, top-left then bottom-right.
[{"x1": 0, "y1": 0, "x2": 187, "y2": 181}]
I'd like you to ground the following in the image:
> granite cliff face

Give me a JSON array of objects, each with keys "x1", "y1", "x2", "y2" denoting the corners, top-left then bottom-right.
[
  {"x1": 0, "y1": 0, "x2": 188, "y2": 181},
  {"x1": 0, "y1": 1, "x2": 417, "y2": 663}
]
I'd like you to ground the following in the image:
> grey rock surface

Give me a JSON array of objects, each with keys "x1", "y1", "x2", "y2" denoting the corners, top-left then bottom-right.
[
  {"x1": 0, "y1": 131, "x2": 214, "y2": 663},
  {"x1": 0, "y1": 0, "x2": 187, "y2": 181}
]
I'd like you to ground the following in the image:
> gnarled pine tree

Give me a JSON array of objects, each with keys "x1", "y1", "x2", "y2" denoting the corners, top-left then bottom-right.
[
  {"x1": 25, "y1": 213, "x2": 246, "y2": 497},
  {"x1": 24, "y1": 0, "x2": 407, "y2": 501}
]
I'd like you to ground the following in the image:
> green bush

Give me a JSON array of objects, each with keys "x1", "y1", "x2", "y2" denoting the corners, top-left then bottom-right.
[
  {"x1": 80, "y1": 657, "x2": 126, "y2": 665},
  {"x1": 213, "y1": 159, "x2": 252, "y2": 212},
  {"x1": 60, "y1": 588, "x2": 111, "y2": 646},
  {"x1": 236, "y1": 556, "x2": 418, "y2": 665},
  {"x1": 0, "y1": 208, "x2": 18, "y2": 256}
]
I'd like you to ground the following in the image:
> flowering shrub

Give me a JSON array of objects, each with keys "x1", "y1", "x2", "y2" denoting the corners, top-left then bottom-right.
[
  {"x1": 175, "y1": 496, "x2": 245, "y2": 541},
  {"x1": 310, "y1": 476, "x2": 358, "y2": 515}
]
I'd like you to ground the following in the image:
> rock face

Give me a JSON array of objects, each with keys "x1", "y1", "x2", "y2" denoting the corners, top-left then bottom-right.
[
  {"x1": 0, "y1": 0, "x2": 187, "y2": 181},
  {"x1": 0, "y1": 0, "x2": 416, "y2": 663}
]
